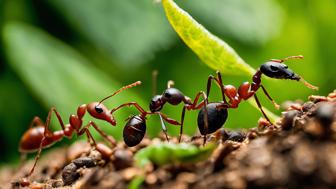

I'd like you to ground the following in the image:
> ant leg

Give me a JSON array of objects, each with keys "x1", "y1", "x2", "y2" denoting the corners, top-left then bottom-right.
[
  {"x1": 78, "y1": 126, "x2": 96, "y2": 145},
  {"x1": 200, "y1": 92, "x2": 209, "y2": 146},
  {"x1": 44, "y1": 107, "x2": 66, "y2": 135},
  {"x1": 186, "y1": 92, "x2": 209, "y2": 145},
  {"x1": 27, "y1": 107, "x2": 66, "y2": 178},
  {"x1": 153, "y1": 112, "x2": 181, "y2": 125},
  {"x1": 186, "y1": 91, "x2": 211, "y2": 110},
  {"x1": 260, "y1": 85, "x2": 280, "y2": 109},
  {"x1": 215, "y1": 103, "x2": 230, "y2": 110},
  {"x1": 151, "y1": 112, "x2": 180, "y2": 141},
  {"x1": 78, "y1": 121, "x2": 115, "y2": 147},
  {"x1": 254, "y1": 94, "x2": 273, "y2": 124},
  {"x1": 151, "y1": 69, "x2": 170, "y2": 141},
  {"x1": 216, "y1": 71, "x2": 227, "y2": 103},
  {"x1": 207, "y1": 75, "x2": 217, "y2": 97},
  {"x1": 186, "y1": 92, "x2": 203, "y2": 109},
  {"x1": 207, "y1": 72, "x2": 227, "y2": 103},
  {"x1": 19, "y1": 134, "x2": 47, "y2": 186},
  {"x1": 179, "y1": 106, "x2": 186, "y2": 142},
  {"x1": 158, "y1": 114, "x2": 169, "y2": 142},
  {"x1": 152, "y1": 69, "x2": 180, "y2": 141},
  {"x1": 110, "y1": 102, "x2": 146, "y2": 115},
  {"x1": 84, "y1": 129, "x2": 95, "y2": 147},
  {"x1": 86, "y1": 121, "x2": 117, "y2": 147},
  {"x1": 27, "y1": 136, "x2": 46, "y2": 177},
  {"x1": 28, "y1": 117, "x2": 45, "y2": 128},
  {"x1": 79, "y1": 127, "x2": 113, "y2": 159}
]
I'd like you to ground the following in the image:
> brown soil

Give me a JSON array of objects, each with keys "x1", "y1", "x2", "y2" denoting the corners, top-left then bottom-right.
[{"x1": 1, "y1": 90, "x2": 336, "y2": 189}]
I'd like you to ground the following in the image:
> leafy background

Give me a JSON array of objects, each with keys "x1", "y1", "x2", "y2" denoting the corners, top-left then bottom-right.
[{"x1": 0, "y1": 0, "x2": 335, "y2": 164}]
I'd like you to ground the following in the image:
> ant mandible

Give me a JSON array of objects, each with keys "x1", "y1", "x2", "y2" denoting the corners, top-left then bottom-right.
[
  {"x1": 197, "y1": 55, "x2": 318, "y2": 136},
  {"x1": 149, "y1": 71, "x2": 209, "y2": 143},
  {"x1": 18, "y1": 81, "x2": 141, "y2": 187}
]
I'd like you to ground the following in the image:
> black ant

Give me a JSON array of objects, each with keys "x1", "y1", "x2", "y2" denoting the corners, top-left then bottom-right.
[
  {"x1": 17, "y1": 81, "x2": 141, "y2": 187},
  {"x1": 197, "y1": 55, "x2": 318, "y2": 136},
  {"x1": 149, "y1": 71, "x2": 210, "y2": 143},
  {"x1": 111, "y1": 71, "x2": 209, "y2": 146}
]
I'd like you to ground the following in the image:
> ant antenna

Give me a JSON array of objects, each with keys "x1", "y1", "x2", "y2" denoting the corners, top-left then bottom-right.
[
  {"x1": 98, "y1": 81, "x2": 142, "y2": 105},
  {"x1": 167, "y1": 80, "x2": 175, "y2": 88},
  {"x1": 152, "y1": 70, "x2": 159, "y2": 96},
  {"x1": 299, "y1": 77, "x2": 319, "y2": 90},
  {"x1": 270, "y1": 55, "x2": 304, "y2": 63}
]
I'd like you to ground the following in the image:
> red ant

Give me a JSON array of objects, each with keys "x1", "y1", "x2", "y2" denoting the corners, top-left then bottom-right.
[
  {"x1": 197, "y1": 55, "x2": 318, "y2": 136},
  {"x1": 18, "y1": 81, "x2": 141, "y2": 187}
]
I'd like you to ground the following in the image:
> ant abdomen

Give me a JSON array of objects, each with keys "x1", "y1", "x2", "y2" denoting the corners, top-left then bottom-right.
[
  {"x1": 19, "y1": 127, "x2": 53, "y2": 152},
  {"x1": 197, "y1": 103, "x2": 228, "y2": 135},
  {"x1": 123, "y1": 115, "x2": 146, "y2": 147}
]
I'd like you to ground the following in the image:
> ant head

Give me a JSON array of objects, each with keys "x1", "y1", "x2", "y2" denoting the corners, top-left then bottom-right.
[
  {"x1": 149, "y1": 95, "x2": 165, "y2": 112},
  {"x1": 87, "y1": 102, "x2": 116, "y2": 126},
  {"x1": 260, "y1": 56, "x2": 318, "y2": 90},
  {"x1": 260, "y1": 61, "x2": 300, "y2": 81}
]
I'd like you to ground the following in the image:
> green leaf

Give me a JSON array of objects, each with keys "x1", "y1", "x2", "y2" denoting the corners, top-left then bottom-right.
[
  {"x1": 134, "y1": 142, "x2": 216, "y2": 168},
  {"x1": 2, "y1": 22, "x2": 145, "y2": 140},
  {"x1": 48, "y1": 0, "x2": 176, "y2": 65},
  {"x1": 179, "y1": 0, "x2": 283, "y2": 45},
  {"x1": 162, "y1": 0, "x2": 255, "y2": 76}
]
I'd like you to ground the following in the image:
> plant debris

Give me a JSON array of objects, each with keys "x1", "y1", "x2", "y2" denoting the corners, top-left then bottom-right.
[{"x1": 1, "y1": 90, "x2": 336, "y2": 189}]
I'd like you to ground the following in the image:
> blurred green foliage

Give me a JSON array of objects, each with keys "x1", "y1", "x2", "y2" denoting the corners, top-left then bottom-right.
[{"x1": 0, "y1": 0, "x2": 335, "y2": 164}]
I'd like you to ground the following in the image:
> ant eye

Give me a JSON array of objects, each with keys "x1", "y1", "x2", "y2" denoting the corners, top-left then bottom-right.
[
  {"x1": 270, "y1": 65, "x2": 279, "y2": 71},
  {"x1": 284, "y1": 65, "x2": 288, "y2": 69},
  {"x1": 95, "y1": 106, "x2": 103, "y2": 113}
]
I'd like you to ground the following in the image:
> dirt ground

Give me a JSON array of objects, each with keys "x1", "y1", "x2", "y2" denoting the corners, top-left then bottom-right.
[{"x1": 1, "y1": 90, "x2": 336, "y2": 189}]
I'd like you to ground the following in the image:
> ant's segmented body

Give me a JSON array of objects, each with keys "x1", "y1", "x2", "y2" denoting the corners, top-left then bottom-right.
[
  {"x1": 18, "y1": 81, "x2": 141, "y2": 186},
  {"x1": 149, "y1": 80, "x2": 209, "y2": 143},
  {"x1": 198, "y1": 55, "x2": 318, "y2": 136}
]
